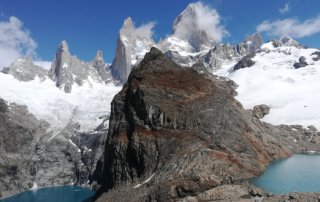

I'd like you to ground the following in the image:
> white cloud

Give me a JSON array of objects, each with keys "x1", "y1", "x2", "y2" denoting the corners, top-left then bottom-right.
[
  {"x1": 279, "y1": 3, "x2": 290, "y2": 14},
  {"x1": 257, "y1": 16, "x2": 320, "y2": 38},
  {"x1": 0, "y1": 16, "x2": 37, "y2": 69},
  {"x1": 120, "y1": 17, "x2": 155, "y2": 43},
  {"x1": 172, "y1": 2, "x2": 229, "y2": 50}
]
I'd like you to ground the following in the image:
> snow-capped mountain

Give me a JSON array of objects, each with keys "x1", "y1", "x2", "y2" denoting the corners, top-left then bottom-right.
[
  {"x1": 1, "y1": 3, "x2": 320, "y2": 198},
  {"x1": 49, "y1": 41, "x2": 113, "y2": 93},
  {"x1": 2, "y1": 57, "x2": 48, "y2": 81},
  {"x1": 215, "y1": 40, "x2": 320, "y2": 129},
  {"x1": 0, "y1": 40, "x2": 120, "y2": 132},
  {"x1": 110, "y1": 4, "x2": 262, "y2": 82}
]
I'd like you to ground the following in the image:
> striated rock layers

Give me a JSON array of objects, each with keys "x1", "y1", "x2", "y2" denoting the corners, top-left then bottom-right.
[{"x1": 94, "y1": 48, "x2": 318, "y2": 201}]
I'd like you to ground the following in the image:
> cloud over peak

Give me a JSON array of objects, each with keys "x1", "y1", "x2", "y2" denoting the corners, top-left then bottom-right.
[
  {"x1": 279, "y1": 3, "x2": 290, "y2": 14},
  {"x1": 257, "y1": 16, "x2": 320, "y2": 39},
  {"x1": 0, "y1": 16, "x2": 37, "y2": 68},
  {"x1": 172, "y1": 1, "x2": 229, "y2": 51},
  {"x1": 120, "y1": 17, "x2": 155, "y2": 43}
]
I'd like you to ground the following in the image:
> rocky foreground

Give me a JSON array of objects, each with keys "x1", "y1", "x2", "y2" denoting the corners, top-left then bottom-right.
[{"x1": 93, "y1": 48, "x2": 320, "y2": 201}]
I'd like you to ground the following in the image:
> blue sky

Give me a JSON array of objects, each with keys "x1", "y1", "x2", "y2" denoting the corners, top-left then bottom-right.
[{"x1": 0, "y1": 0, "x2": 320, "y2": 65}]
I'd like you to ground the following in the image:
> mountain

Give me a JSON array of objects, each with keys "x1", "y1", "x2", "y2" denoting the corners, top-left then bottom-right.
[
  {"x1": 0, "y1": 98, "x2": 112, "y2": 198},
  {"x1": 0, "y1": 43, "x2": 121, "y2": 198},
  {"x1": 270, "y1": 36, "x2": 303, "y2": 48},
  {"x1": 1, "y1": 2, "x2": 320, "y2": 200},
  {"x1": 49, "y1": 41, "x2": 112, "y2": 93},
  {"x1": 111, "y1": 17, "x2": 155, "y2": 83},
  {"x1": 93, "y1": 48, "x2": 319, "y2": 201},
  {"x1": 1, "y1": 57, "x2": 47, "y2": 81},
  {"x1": 162, "y1": 33, "x2": 262, "y2": 71},
  {"x1": 216, "y1": 40, "x2": 320, "y2": 129},
  {"x1": 91, "y1": 50, "x2": 113, "y2": 83},
  {"x1": 110, "y1": 5, "x2": 263, "y2": 83}
]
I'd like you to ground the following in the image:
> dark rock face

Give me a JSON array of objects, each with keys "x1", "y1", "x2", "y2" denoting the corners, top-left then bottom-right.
[
  {"x1": 293, "y1": 56, "x2": 308, "y2": 69},
  {"x1": 252, "y1": 104, "x2": 270, "y2": 119},
  {"x1": 311, "y1": 51, "x2": 320, "y2": 61},
  {"x1": 0, "y1": 98, "x2": 108, "y2": 198},
  {"x1": 94, "y1": 48, "x2": 315, "y2": 201},
  {"x1": 233, "y1": 53, "x2": 256, "y2": 71}
]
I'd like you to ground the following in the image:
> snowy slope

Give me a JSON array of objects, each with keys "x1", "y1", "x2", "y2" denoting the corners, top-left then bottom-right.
[
  {"x1": 0, "y1": 73, "x2": 121, "y2": 131},
  {"x1": 216, "y1": 44, "x2": 320, "y2": 129}
]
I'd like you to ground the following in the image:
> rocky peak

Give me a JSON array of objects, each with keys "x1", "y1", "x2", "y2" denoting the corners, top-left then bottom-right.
[
  {"x1": 91, "y1": 50, "x2": 113, "y2": 83},
  {"x1": 172, "y1": 3, "x2": 197, "y2": 29},
  {"x1": 94, "y1": 48, "x2": 310, "y2": 201},
  {"x1": 111, "y1": 17, "x2": 155, "y2": 83},
  {"x1": 49, "y1": 41, "x2": 105, "y2": 93},
  {"x1": 95, "y1": 50, "x2": 104, "y2": 62},
  {"x1": 243, "y1": 32, "x2": 264, "y2": 53},
  {"x1": 122, "y1": 17, "x2": 133, "y2": 30},
  {"x1": 281, "y1": 36, "x2": 301, "y2": 47},
  {"x1": 270, "y1": 36, "x2": 303, "y2": 48},
  {"x1": 171, "y1": 2, "x2": 217, "y2": 52},
  {"x1": 1, "y1": 57, "x2": 48, "y2": 81},
  {"x1": 59, "y1": 40, "x2": 69, "y2": 53}
]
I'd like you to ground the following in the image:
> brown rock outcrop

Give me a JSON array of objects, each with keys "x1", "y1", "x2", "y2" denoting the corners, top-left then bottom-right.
[{"x1": 94, "y1": 48, "x2": 315, "y2": 201}]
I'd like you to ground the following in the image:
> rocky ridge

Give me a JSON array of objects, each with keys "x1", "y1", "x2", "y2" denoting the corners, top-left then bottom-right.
[
  {"x1": 94, "y1": 48, "x2": 319, "y2": 201},
  {"x1": 1, "y1": 58, "x2": 48, "y2": 81},
  {"x1": 49, "y1": 41, "x2": 113, "y2": 93}
]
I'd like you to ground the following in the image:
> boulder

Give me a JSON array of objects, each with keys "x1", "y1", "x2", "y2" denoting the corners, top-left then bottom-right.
[{"x1": 293, "y1": 56, "x2": 308, "y2": 69}]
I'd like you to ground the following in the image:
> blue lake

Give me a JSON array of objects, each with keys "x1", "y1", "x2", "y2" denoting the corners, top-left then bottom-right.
[
  {"x1": 0, "y1": 186, "x2": 94, "y2": 202},
  {"x1": 251, "y1": 154, "x2": 320, "y2": 194}
]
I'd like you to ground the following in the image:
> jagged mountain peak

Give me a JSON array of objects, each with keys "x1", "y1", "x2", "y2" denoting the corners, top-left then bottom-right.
[
  {"x1": 49, "y1": 41, "x2": 112, "y2": 93},
  {"x1": 173, "y1": 3, "x2": 197, "y2": 27},
  {"x1": 122, "y1": 17, "x2": 133, "y2": 29},
  {"x1": 280, "y1": 36, "x2": 301, "y2": 47},
  {"x1": 111, "y1": 17, "x2": 155, "y2": 83},
  {"x1": 58, "y1": 40, "x2": 69, "y2": 53},
  {"x1": 170, "y1": 2, "x2": 226, "y2": 52},
  {"x1": 243, "y1": 32, "x2": 264, "y2": 53},
  {"x1": 94, "y1": 50, "x2": 104, "y2": 63},
  {"x1": 244, "y1": 32, "x2": 263, "y2": 44},
  {"x1": 2, "y1": 57, "x2": 48, "y2": 81}
]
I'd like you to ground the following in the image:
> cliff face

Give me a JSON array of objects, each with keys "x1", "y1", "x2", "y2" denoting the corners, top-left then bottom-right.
[
  {"x1": 0, "y1": 98, "x2": 108, "y2": 199},
  {"x1": 95, "y1": 48, "x2": 317, "y2": 201}
]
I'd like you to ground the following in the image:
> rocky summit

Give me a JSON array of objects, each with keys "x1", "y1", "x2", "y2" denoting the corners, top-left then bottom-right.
[
  {"x1": 93, "y1": 48, "x2": 319, "y2": 201},
  {"x1": 49, "y1": 41, "x2": 112, "y2": 93}
]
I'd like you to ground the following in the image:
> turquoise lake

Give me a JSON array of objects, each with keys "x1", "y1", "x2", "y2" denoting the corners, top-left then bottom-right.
[
  {"x1": 251, "y1": 154, "x2": 320, "y2": 194},
  {"x1": 0, "y1": 186, "x2": 94, "y2": 202}
]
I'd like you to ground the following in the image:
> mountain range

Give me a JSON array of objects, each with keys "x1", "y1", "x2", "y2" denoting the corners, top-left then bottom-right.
[{"x1": 0, "y1": 2, "x2": 320, "y2": 201}]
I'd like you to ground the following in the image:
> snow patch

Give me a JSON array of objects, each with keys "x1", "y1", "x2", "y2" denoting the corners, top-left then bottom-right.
[
  {"x1": 31, "y1": 183, "x2": 38, "y2": 191},
  {"x1": 216, "y1": 46, "x2": 320, "y2": 129},
  {"x1": 0, "y1": 73, "x2": 121, "y2": 131},
  {"x1": 133, "y1": 173, "x2": 155, "y2": 189},
  {"x1": 68, "y1": 139, "x2": 77, "y2": 147}
]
